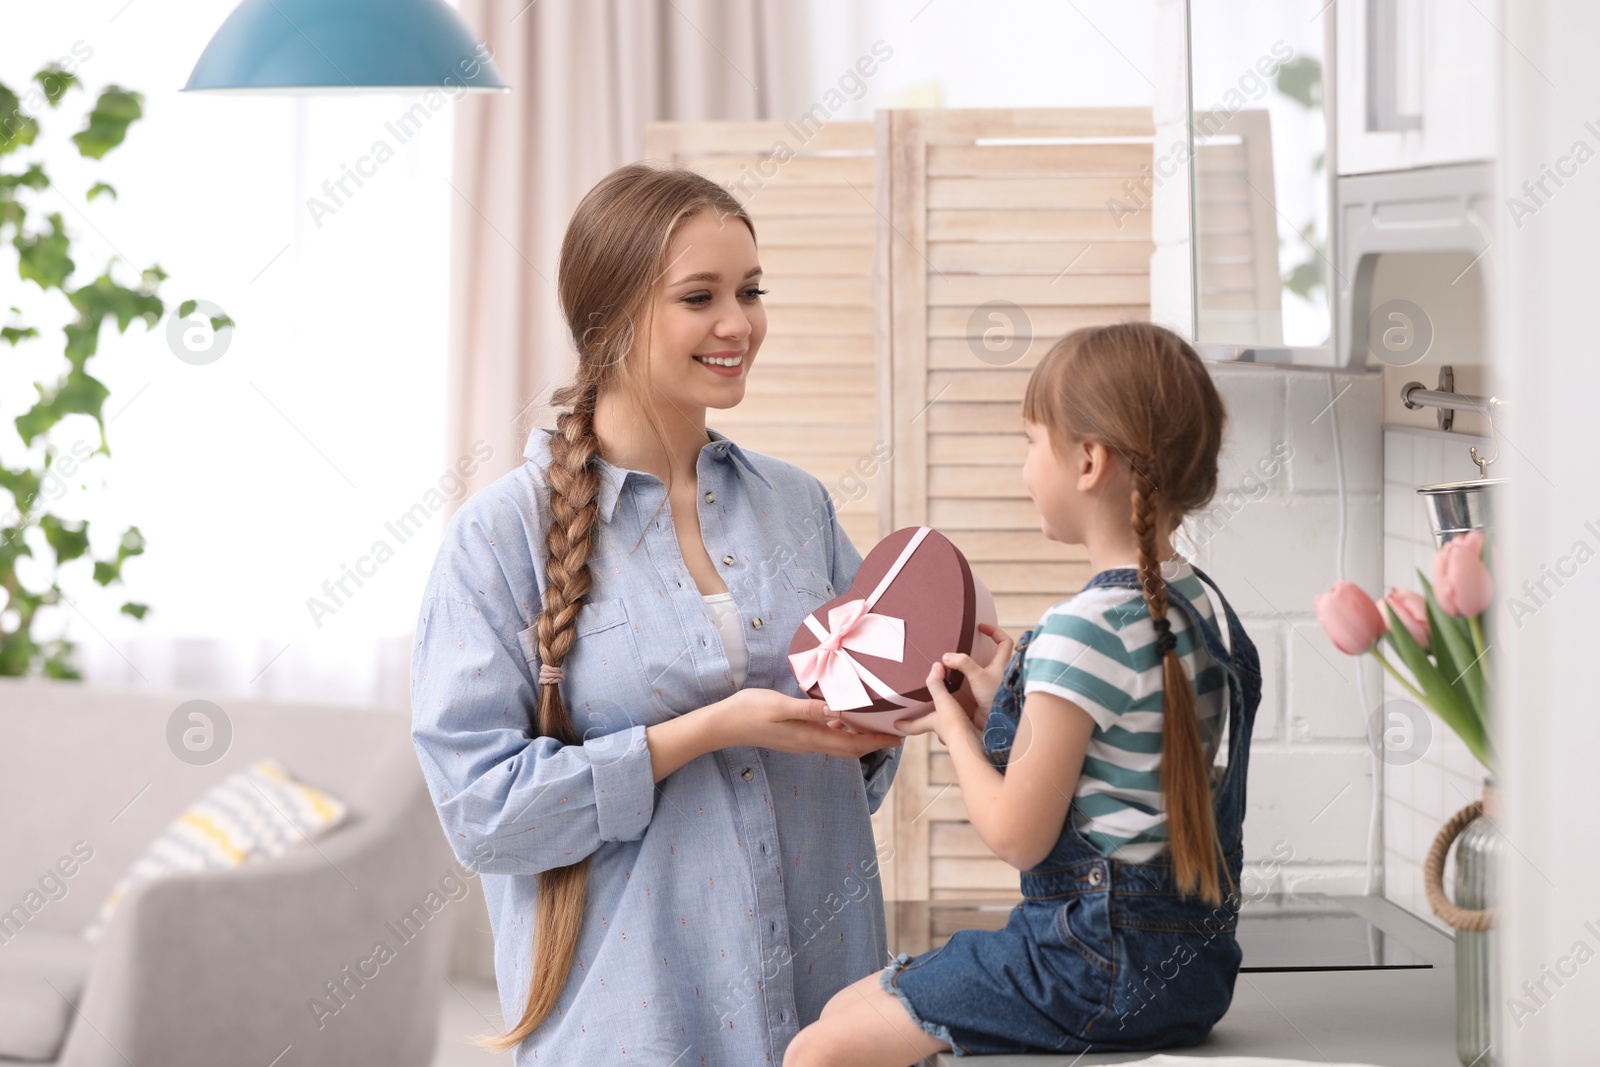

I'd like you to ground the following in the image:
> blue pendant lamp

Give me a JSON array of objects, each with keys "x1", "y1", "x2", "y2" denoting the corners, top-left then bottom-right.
[{"x1": 183, "y1": 0, "x2": 510, "y2": 94}]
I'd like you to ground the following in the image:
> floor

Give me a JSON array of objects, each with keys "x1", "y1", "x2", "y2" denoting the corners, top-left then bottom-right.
[
  {"x1": 428, "y1": 896, "x2": 1463, "y2": 1067},
  {"x1": 432, "y1": 976, "x2": 513, "y2": 1067}
]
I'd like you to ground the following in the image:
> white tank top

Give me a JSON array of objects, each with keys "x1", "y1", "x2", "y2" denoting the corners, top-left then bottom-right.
[{"x1": 702, "y1": 592, "x2": 748, "y2": 688}]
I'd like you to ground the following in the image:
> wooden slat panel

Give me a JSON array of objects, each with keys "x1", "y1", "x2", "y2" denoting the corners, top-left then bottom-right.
[
  {"x1": 929, "y1": 465, "x2": 1028, "y2": 498},
  {"x1": 931, "y1": 821, "x2": 996, "y2": 857},
  {"x1": 927, "y1": 176, "x2": 1143, "y2": 210},
  {"x1": 925, "y1": 272, "x2": 1149, "y2": 307},
  {"x1": 945, "y1": 529, "x2": 1089, "y2": 563},
  {"x1": 899, "y1": 107, "x2": 1153, "y2": 142},
  {"x1": 741, "y1": 365, "x2": 876, "y2": 400},
  {"x1": 647, "y1": 120, "x2": 873, "y2": 154},
  {"x1": 764, "y1": 305, "x2": 873, "y2": 337},
  {"x1": 1195, "y1": 290, "x2": 1260, "y2": 311},
  {"x1": 704, "y1": 422, "x2": 874, "y2": 453},
  {"x1": 646, "y1": 121, "x2": 881, "y2": 532},
  {"x1": 877, "y1": 108, "x2": 1157, "y2": 901},
  {"x1": 1197, "y1": 262, "x2": 1259, "y2": 293},
  {"x1": 686, "y1": 155, "x2": 877, "y2": 187},
  {"x1": 926, "y1": 370, "x2": 1031, "y2": 403},
  {"x1": 971, "y1": 562, "x2": 1087, "y2": 593},
  {"x1": 761, "y1": 275, "x2": 872, "y2": 307},
  {"x1": 709, "y1": 395, "x2": 875, "y2": 423},
  {"x1": 1196, "y1": 202, "x2": 1252, "y2": 233},
  {"x1": 1195, "y1": 142, "x2": 1248, "y2": 174},
  {"x1": 993, "y1": 593, "x2": 1071, "y2": 626},
  {"x1": 735, "y1": 186, "x2": 875, "y2": 217},
  {"x1": 926, "y1": 305, "x2": 1146, "y2": 338},
  {"x1": 932, "y1": 857, "x2": 1023, "y2": 890},
  {"x1": 928, "y1": 241, "x2": 1151, "y2": 274},
  {"x1": 929, "y1": 209, "x2": 1150, "y2": 242},
  {"x1": 927, "y1": 496, "x2": 1048, "y2": 528},
  {"x1": 925, "y1": 403, "x2": 1026, "y2": 435},
  {"x1": 760, "y1": 244, "x2": 873, "y2": 276},
  {"x1": 751, "y1": 216, "x2": 875, "y2": 246},
  {"x1": 931, "y1": 887, "x2": 1022, "y2": 901},
  {"x1": 751, "y1": 337, "x2": 875, "y2": 366},
  {"x1": 1194, "y1": 232, "x2": 1256, "y2": 262},
  {"x1": 931, "y1": 905, "x2": 1018, "y2": 937},
  {"x1": 928, "y1": 434, "x2": 1026, "y2": 465},
  {"x1": 928, "y1": 142, "x2": 1152, "y2": 177}
]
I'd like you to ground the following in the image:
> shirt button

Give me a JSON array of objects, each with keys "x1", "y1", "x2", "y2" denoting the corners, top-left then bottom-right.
[
  {"x1": 704, "y1": 491, "x2": 715, "y2": 504},
  {"x1": 1087, "y1": 867, "x2": 1103, "y2": 886},
  {"x1": 826, "y1": 584, "x2": 834, "y2": 595},
  {"x1": 751, "y1": 618, "x2": 763, "y2": 630},
  {"x1": 741, "y1": 767, "x2": 753, "y2": 780},
  {"x1": 722, "y1": 554, "x2": 735, "y2": 566}
]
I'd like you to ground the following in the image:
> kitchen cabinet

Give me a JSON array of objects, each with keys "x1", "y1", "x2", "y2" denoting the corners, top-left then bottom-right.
[{"x1": 1336, "y1": 0, "x2": 1500, "y2": 174}]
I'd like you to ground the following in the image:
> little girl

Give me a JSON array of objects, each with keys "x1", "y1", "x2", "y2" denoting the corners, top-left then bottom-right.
[{"x1": 785, "y1": 322, "x2": 1265, "y2": 1064}]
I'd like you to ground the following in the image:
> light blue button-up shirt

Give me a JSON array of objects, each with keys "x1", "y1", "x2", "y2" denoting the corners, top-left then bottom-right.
[{"x1": 410, "y1": 425, "x2": 900, "y2": 1065}]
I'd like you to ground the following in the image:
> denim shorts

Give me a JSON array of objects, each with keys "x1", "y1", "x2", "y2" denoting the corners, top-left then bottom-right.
[
  {"x1": 878, "y1": 896, "x2": 1115, "y2": 1057},
  {"x1": 878, "y1": 865, "x2": 1244, "y2": 1057}
]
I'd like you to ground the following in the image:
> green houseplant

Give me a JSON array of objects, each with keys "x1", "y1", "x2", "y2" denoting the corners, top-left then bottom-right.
[{"x1": 1, "y1": 61, "x2": 223, "y2": 677}]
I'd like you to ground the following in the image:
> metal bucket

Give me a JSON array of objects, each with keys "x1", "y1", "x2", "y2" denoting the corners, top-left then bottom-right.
[
  {"x1": 1417, "y1": 478, "x2": 1503, "y2": 547},
  {"x1": 1453, "y1": 782, "x2": 1502, "y2": 1067}
]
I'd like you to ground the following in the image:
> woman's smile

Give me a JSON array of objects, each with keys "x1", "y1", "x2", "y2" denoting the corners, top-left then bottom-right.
[{"x1": 693, "y1": 349, "x2": 747, "y2": 376}]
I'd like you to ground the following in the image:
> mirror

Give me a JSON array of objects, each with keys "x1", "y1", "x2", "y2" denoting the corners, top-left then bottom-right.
[{"x1": 1185, "y1": 0, "x2": 1332, "y2": 350}]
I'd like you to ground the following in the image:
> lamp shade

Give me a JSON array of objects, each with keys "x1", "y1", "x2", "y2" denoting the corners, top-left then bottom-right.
[{"x1": 183, "y1": 0, "x2": 510, "y2": 94}]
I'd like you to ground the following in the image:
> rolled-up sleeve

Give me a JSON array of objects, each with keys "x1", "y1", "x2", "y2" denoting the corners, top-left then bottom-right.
[
  {"x1": 409, "y1": 506, "x2": 657, "y2": 875},
  {"x1": 820, "y1": 483, "x2": 902, "y2": 817}
]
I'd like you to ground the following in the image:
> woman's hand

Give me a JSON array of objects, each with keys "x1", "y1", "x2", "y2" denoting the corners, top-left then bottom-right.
[
  {"x1": 711, "y1": 688, "x2": 903, "y2": 760},
  {"x1": 939, "y1": 623, "x2": 1015, "y2": 734}
]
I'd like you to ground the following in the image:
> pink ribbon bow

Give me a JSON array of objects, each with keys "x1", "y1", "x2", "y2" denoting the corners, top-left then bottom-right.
[{"x1": 787, "y1": 597, "x2": 906, "y2": 712}]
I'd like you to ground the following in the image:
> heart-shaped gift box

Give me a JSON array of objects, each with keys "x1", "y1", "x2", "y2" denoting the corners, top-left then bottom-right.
[{"x1": 787, "y1": 525, "x2": 999, "y2": 736}]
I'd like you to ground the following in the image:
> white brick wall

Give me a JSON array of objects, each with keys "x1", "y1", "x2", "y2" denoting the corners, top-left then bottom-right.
[{"x1": 1180, "y1": 363, "x2": 1385, "y2": 896}]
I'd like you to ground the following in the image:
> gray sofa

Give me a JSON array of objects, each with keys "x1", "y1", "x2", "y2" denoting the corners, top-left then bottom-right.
[{"x1": 0, "y1": 678, "x2": 456, "y2": 1067}]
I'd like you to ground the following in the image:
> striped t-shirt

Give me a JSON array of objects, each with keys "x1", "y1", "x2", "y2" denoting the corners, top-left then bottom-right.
[{"x1": 1021, "y1": 560, "x2": 1229, "y2": 862}]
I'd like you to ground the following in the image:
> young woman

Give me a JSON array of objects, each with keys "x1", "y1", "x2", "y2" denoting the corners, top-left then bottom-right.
[{"x1": 410, "y1": 162, "x2": 904, "y2": 1064}]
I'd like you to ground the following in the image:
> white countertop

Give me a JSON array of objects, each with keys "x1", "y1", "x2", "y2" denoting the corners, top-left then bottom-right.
[{"x1": 923, "y1": 895, "x2": 1461, "y2": 1066}]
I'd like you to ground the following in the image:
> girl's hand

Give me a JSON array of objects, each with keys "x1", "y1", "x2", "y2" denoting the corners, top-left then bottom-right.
[
  {"x1": 899, "y1": 661, "x2": 980, "y2": 746},
  {"x1": 714, "y1": 688, "x2": 902, "y2": 760},
  {"x1": 940, "y1": 623, "x2": 1015, "y2": 732}
]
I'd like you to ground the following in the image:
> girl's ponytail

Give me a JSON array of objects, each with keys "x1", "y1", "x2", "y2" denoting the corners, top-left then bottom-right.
[{"x1": 1132, "y1": 464, "x2": 1235, "y2": 907}]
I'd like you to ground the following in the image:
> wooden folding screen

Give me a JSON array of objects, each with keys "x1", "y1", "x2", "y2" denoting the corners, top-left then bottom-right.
[
  {"x1": 642, "y1": 121, "x2": 882, "y2": 554},
  {"x1": 645, "y1": 110, "x2": 1166, "y2": 904},
  {"x1": 875, "y1": 109, "x2": 1158, "y2": 900}
]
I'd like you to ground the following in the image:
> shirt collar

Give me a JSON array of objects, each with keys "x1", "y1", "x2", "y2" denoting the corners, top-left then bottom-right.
[{"x1": 522, "y1": 425, "x2": 772, "y2": 523}]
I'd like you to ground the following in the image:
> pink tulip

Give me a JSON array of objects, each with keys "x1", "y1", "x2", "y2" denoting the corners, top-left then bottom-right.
[
  {"x1": 1432, "y1": 530, "x2": 1493, "y2": 617},
  {"x1": 1315, "y1": 581, "x2": 1386, "y2": 655},
  {"x1": 1383, "y1": 588, "x2": 1430, "y2": 649}
]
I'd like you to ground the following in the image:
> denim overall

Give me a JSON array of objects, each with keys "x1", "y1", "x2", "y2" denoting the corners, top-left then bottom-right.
[{"x1": 878, "y1": 565, "x2": 1263, "y2": 1056}]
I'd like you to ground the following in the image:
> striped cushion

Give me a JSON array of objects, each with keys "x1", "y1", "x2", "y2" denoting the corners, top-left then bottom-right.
[{"x1": 83, "y1": 758, "x2": 347, "y2": 942}]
